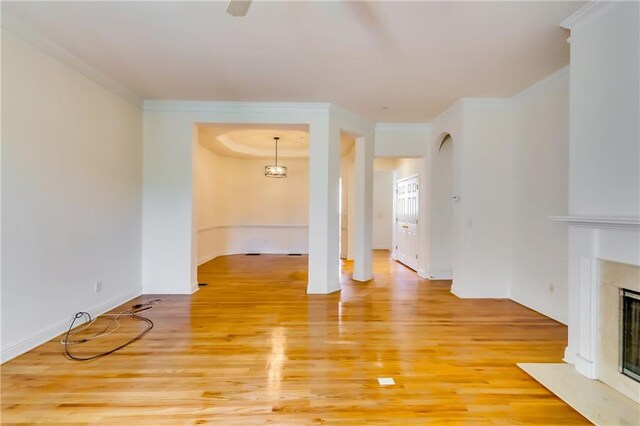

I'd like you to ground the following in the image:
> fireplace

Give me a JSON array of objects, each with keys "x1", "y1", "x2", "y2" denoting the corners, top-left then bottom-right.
[
  {"x1": 598, "y1": 259, "x2": 640, "y2": 403},
  {"x1": 621, "y1": 289, "x2": 640, "y2": 383}
]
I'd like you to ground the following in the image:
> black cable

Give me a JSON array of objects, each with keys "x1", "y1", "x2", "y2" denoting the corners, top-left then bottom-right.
[{"x1": 62, "y1": 300, "x2": 160, "y2": 361}]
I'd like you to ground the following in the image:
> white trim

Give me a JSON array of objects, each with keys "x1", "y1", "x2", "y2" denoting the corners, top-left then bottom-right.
[
  {"x1": 427, "y1": 271, "x2": 453, "y2": 280},
  {"x1": 197, "y1": 250, "x2": 225, "y2": 266},
  {"x1": 575, "y1": 354, "x2": 597, "y2": 379},
  {"x1": 330, "y1": 104, "x2": 374, "y2": 131},
  {"x1": 510, "y1": 292, "x2": 567, "y2": 325},
  {"x1": 417, "y1": 269, "x2": 428, "y2": 279},
  {"x1": 197, "y1": 250, "x2": 309, "y2": 266},
  {"x1": 1, "y1": 12, "x2": 142, "y2": 108},
  {"x1": 451, "y1": 285, "x2": 505, "y2": 299},
  {"x1": 0, "y1": 288, "x2": 142, "y2": 364},
  {"x1": 461, "y1": 97, "x2": 512, "y2": 109},
  {"x1": 560, "y1": 0, "x2": 616, "y2": 31},
  {"x1": 198, "y1": 224, "x2": 309, "y2": 232},
  {"x1": 512, "y1": 66, "x2": 570, "y2": 103},
  {"x1": 432, "y1": 98, "x2": 465, "y2": 124},
  {"x1": 216, "y1": 134, "x2": 309, "y2": 158},
  {"x1": 143, "y1": 100, "x2": 331, "y2": 114},
  {"x1": 551, "y1": 216, "x2": 640, "y2": 230}
]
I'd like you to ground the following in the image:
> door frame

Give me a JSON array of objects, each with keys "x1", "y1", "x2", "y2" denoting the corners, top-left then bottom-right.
[{"x1": 392, "y1": 173, "x2": 419, "y2": 270}]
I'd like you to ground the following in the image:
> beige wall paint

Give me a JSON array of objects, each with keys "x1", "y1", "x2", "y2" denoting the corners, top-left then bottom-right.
[
  {"x1": 195, "y1": 145, "x2": 310, "y2": 263},
  {"x1": 1, "y1": 30, "x2": 143, "y2": 361}
]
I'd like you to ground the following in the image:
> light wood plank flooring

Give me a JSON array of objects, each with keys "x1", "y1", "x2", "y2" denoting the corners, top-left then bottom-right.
[{"x1": 1, "y1": 251, "x2": 589, "y2": 424}]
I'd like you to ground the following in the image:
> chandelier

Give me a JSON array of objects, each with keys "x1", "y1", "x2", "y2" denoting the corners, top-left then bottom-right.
[{"x1": 265, "y1": 136, "x2": 287, "y2": 178}]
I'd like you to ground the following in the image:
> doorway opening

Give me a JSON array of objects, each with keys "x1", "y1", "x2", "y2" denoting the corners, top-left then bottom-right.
[{"x1": 194, "y1": 123, "x2": 310, "y2": 267}]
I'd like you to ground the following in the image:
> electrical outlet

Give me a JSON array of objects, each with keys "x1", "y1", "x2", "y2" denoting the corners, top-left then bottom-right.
[
  {"x1": 549, "y1": 283, "x2": 555, "y2": 294},
  {"x1": 95, "y1": 281, "x2": 103, "y2": 293}
]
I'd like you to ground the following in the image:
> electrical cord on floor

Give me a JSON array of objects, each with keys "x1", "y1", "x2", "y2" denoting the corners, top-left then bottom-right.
[{"x1": 61, "y1": 299, "x2": 161, "y2": 361}]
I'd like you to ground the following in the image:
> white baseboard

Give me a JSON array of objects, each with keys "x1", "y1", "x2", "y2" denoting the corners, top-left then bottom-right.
[
  {"x1": 509, "y1": 293, "x2": 567, "y2": 325},
  {"x1": 198, "y1": 249, "x2": 309, "y2": 266},
  {"x1": 1, "y1": 287, "x2": 142, "y2": 364},
  {"x1": 197, "y1": 250, "x2": 224, "y2": 266},
  {"x1": 427, "y1": 271, "x2": 452, "y2": 280},
  {"x1": 564, "y1": 346, "x2": 577, "y2": 365},
  {"x1": 450, "y1": 285, "x2": 507, "y2": 299},
  {"x1": 417, "y1": 269, "x2": 428, "y2": 279}
]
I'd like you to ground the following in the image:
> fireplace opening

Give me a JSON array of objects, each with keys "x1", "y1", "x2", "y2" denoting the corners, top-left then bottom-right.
[{"x1": 621, "y1": 289, "x2": 640, "y2": 383}]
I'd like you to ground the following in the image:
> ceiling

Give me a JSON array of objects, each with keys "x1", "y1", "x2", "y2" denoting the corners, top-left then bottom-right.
[
  {"x1": 197, "y1": 123, "x2": 355, "y2": 159},
  {"x1": 2, "y1": 1, "x2": 585, "y2": 122}
]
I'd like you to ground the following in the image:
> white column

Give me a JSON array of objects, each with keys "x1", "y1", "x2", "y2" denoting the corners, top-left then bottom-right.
[
  {"x1": 307, "y1": 117, "x2": 341, "y2": 294},
  {"x1": 339, "y1": 156, "x2": 350, "y2": 259},
  {"x1": 353, "y1": 135, "x2": 374, "y2": 282}
]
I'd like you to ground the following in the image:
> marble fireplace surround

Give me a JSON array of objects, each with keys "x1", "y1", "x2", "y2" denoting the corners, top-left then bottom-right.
[
  {"x1": 519, "y1": 217, "x2": 640, "y2": 425},
  {"x1": 553, "y1": 216, "x2": 640, "y2": 394}
]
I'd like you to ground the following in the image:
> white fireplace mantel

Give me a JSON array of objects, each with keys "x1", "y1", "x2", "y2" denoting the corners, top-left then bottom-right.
[
  {"x1": 551, "y1": 215, "x2": 640, "y2": 230},
  {"x1": 552, "y1": 215, "x2": 640, "y2": 381}
]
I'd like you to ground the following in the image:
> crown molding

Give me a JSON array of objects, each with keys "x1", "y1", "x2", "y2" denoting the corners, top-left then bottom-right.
[
  {"x1": 329, "y1": 104, "x2": 374, "y2": 132},
  {"x1": 2, "y1": 12, "x2": 143, "y2": 108},
  {"x1": 512, "y1": 66, "x2": 570, "y2": 103},
  {"x1": 142, "y1": 100, "x2": 332, "y2": 114},
  {"x1": 431, "y1": 98, "x2": 465, "y2": 124},
  {"x1": 215, "y1": 134, "x2": 309, "y2": 159},
  {"x1": 461, "y1": 97, "x2": 512, "y2": 109},
  {"x1": 560, "y1": 0, "x2": 616, "y2": 31}
]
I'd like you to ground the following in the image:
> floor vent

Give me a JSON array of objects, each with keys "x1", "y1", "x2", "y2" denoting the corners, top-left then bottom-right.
[
  {"x1": 288, "y1": 254, "x2": 302, "y2": 256},
  {"x1": 245, "y1": 253, "x2": 261, "y2": 256}
]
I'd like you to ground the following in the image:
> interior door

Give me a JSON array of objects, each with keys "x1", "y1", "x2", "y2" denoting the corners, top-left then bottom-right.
[{"x1": 395, "y1": 175, "x2": 419, "y2": 271}]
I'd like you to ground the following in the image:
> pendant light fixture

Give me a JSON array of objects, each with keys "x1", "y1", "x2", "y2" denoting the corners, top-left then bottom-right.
[{"x1": 265, "y1": 136, "x2": 287, "y2": 178}]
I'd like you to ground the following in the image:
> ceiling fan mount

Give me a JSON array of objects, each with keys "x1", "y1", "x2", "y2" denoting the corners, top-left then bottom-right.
[{"x1": 226, "y1": 0, "x2": 252, "y2": 17}]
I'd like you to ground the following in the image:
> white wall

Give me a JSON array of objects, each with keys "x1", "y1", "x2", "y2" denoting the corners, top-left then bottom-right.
[
  {"x1": 566, "y1": 1, "x2": 640, "y2": 218},
  {"x1": 196, "y1": 144, "x2": 309, "y2": 264},
  {"x1": 430, "y1": 135, "x2": 453, "y2": 278},
  {"x1": 428, "y1": 100, "x2": 514, "y2": 297},
  {"x1": 1, "y1": 30, "x2": 143, "y2": 361},
  {"x1": 427, "y1": 102, "x2": 464, "y2": 283},
  {"x1": 457, "y1": 101, "x2": 514, "y2": 298},
  {"x1": 510, "y1": 68, "x2": 570, "y2": 323},
  {"x1": 375, "y1": 123, "x2": 430, "y2": 157},
  {"x1": 372, "y1": 170, "x2": 393, "y2": 249},
  {"x1": 561, "y1": 0, "x2": 640, "y2": 365}
]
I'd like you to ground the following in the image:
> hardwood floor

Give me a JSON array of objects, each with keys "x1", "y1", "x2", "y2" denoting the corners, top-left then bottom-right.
[{"x1": 1, "y1": 251, "x2": 589, "y2": 424}]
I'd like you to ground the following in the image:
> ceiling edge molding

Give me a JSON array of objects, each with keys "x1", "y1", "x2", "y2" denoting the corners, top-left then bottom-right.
[
  {"x1": 461, "y1": 97, "x2": 512, "y2": 109},
  {"x1": 1, "y1": 12, "x2": 143, "y2": 109},
  {"x1": 143, "y1": 100, "x2": 332, "y2": 115},
  {"x1": 215, "y1": 134, "x2": 309, "y2": 159},
  {"x1": 560, "y1": 0, "x2": 615, "y2": 31},
  {"x1": 329, "y1": 104, "x2": 374, "y2": 134},
  {"x1": 512, "y1": 65, "x2": 570, "y2": 103},
  {"x1": 431, "y1": 98, "x2": 466, "y2": 125}
]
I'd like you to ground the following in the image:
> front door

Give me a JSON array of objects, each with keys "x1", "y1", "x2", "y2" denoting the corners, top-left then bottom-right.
[{"x1": 395, "y1": 175, "x2": 419, "y2": 270}]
